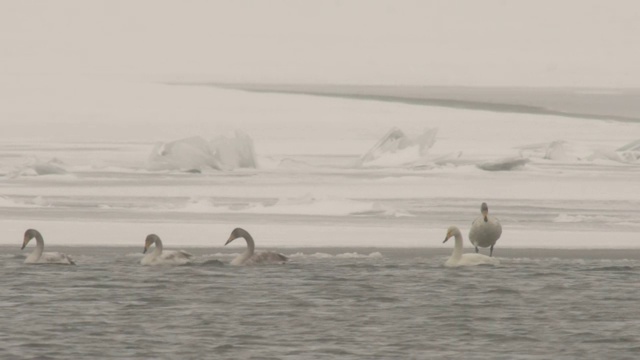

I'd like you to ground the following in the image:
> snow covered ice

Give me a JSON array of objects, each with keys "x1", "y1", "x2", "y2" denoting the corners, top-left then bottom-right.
[
  {"x1": 146, "y1": 131, "x2": 257, "y2": 172},
  {"x1": 1, "y1": 78, "x2": 640, "y2": 249}
]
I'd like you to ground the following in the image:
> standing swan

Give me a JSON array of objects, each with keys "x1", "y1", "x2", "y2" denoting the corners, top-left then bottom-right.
[
  {"x1": 443, "y1": 226, "x2": 499, "y2": 267},
  {"x1": 469, "y1": 202, "x2": 502, "y2": 257},
  {"x1": 21, "y1": 229, "x2": 75, "y2": 265},
  {"x1": 225, "y1": 228, "x2": 288, "y2": 265},
  {"x1": 141, "y1": 234, "x2": 193, "y2": 266}
]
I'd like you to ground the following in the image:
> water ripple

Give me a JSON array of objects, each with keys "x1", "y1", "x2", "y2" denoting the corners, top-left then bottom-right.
[{"x1": 0, "y1": 247, "x2": 639, "y2": 359}]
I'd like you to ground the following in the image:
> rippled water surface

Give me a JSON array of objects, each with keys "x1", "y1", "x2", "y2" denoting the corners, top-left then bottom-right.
[{"x1": 1, "y1": 247, "x2": 639, "y2": 359}]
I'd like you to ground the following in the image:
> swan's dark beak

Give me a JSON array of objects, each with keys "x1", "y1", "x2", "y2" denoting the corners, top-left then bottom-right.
[
  {"x1": 484, "y1": 215, "x2": 488, "y2": 222},
  {"x1": 21, "y1": 236, "x2": 28, "y2": 250},
  {"x1": 142, "y1": 247, "x2": 147, "y2": 254},
  {"x1": 225, "y1": 236, "x2": 234, "y2": 246},
  {"x1": 443, "y1": 236, "x2": 450, "y2": 243},
  {"x1": 21, "y1": 243, "x2": 26, "y2": 250}
]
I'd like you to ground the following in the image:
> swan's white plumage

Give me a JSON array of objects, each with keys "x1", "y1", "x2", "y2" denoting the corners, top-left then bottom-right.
[
  {"x1": 141, "y1": 234, "x2": 193, "y2": 266},
  {"x1": 22, "y1": 229, "x2": 75, "y2": 265},
  {"x1": 444, "y1": 226, "x2": 499, "y2": 267},
  {"x1": 469, "y1": 202, "x2": 502, "y2": 256},
  {"x1": 226, "y1": 228, "x2": 288, "y2": 266}
]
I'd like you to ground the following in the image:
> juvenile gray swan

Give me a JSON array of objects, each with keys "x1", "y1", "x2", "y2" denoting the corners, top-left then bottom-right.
[
  {"x1": 225, "y1": 228, "x2": 288, "y2": 265},
  {"x1": 141, "y1": 234, "x2": 193, "y2": 266},
  {"x1": 468, "y1": 202, "x2": 502, "y2": 257},
  {"x1": 21, "y1": 229, "x2": 75, "y2": 265}
]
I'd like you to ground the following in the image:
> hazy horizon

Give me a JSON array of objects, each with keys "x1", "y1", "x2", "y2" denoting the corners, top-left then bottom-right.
[{"x1": 2, "y1": 0, "x2": 640, "y2": 87}]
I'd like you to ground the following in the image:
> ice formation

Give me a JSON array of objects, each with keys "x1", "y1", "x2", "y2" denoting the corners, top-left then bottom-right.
[
  {"x1": 615, "y1": 139, "x2": 640, "y2": 163},
  {"x1": 476, "y1": 157, "x2": 529, "y2": 171},
  {"x1": 544, "y1": 140, "x2": 574, "y2": 161},
  {"x1": 146, "y1": 131, "x2": 258, "y2": 172},
  {"x1": 10, "y1": 158, "x2": 68, "y2": 177},
  {"x1": 355, "y1": 127, "x2": 438, "y2": 167}
]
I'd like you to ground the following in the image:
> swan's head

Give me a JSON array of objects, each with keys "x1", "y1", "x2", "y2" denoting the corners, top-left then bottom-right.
[
  {"x1": 143, "y1": 234, "x2": 159, "y2": 254},
  {"x1": 22, "y1": 228, "x2": 38, "y2": 250},
  {"x1": 443, "y1": 226, "x2": 461, "y2": 243},
  {"x1": 225, "y1": 227, "x2": 245, "y2": 245},
  {"x1": 481, "y1": 202, "x2": 489, "y2": 222}
]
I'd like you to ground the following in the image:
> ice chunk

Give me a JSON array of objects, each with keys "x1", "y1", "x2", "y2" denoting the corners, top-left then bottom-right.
[
  {"x1": 585, "y1": 139, "x2": 640, "y2": 164},
  {"x1": 147, "y1": 136, "x2": 220, "y2": 172},
  {"x1": 615, "y1": 139, "x2": 640, "y2": 163},
  {"x1": 210, "y1": 130, "x2": 257, "y2": 169},
  {"x1": 355, "y1": 127, "x2": 438, "y2": 167},
  {"x1": 477, "y1": 157, "x2": 529, "y2": 171},
  {"x1": 544, "y1": 140, "x2": 576, "y2": 161},
  {"x1": 32, "y1": 162, "x2": 67, "y2": 175},
  {"x1": 12, "y1": 158, "x2": 68, "y2": 176},
  {"x1": 146, "y1": 131, "x2": 258, "y2": 172}
]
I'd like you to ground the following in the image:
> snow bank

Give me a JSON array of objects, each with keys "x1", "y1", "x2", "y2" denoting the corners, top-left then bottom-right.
[
  {"x1": 146, "y1": 131, "x2": 257, "y2": 172},
  {"x1": 355, "y1": 127, "x2": 438, "y2": 167}
]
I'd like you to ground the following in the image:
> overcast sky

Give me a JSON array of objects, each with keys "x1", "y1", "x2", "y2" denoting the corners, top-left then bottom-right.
[{"x1": 1, "y1": 0, "x2": 639, "y2": 87}]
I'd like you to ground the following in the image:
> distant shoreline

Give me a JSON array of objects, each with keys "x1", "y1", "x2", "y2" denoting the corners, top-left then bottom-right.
[{"x1": 172, "y1": 82, "x2": 640, "y2": 123}]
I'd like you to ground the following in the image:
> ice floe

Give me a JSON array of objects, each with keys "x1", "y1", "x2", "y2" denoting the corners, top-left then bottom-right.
[
  {"x1": 476, "y1": 156, "x2": 529, "y2": 171},
  {"x1": 8, "y1": 158, "x2": 69, "y2": 177},
  {"x1": 355, "y1": 127, "x2": 438, "y2": 168},
  {"x1": 517, "y1": 139, "x2": 640, "y2": 165},
  {"x1": 146, "y1": 131, "x2": 257, "y2": 172}
]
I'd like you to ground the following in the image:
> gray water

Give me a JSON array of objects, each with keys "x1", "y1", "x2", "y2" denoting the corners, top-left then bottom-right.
[
  {"x1": 1, "y1": 247, "x2": 639, "y2": 359},
  {"x1": 204, "y1": 84, "x2": 640, "y2": 122}
]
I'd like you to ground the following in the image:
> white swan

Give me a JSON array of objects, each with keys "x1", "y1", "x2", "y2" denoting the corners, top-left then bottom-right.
[
  {"x1": 469, "y1": 202, "x2": 502, "y2": 257},
  {"x1": 21, "y1": 229, "x2": 75, "y2": 265},
  {"x1": 225, "y1": 228, "x2": 288, "y2": 265},
  {"x1": 141, "y1": 234, "x2": 193, "y2": 266},
  {"x1": 443, "y1": 226, "x2": 499, "y2": 267}
]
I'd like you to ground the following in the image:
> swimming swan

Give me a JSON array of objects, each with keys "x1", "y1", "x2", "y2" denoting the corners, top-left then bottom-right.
[
  {"x1": 21, "y1": 229, "x2": 75, "y2": 265},
  {"x1": 469, "y1": 202, "x2": 502, "y2": 257},
  {"x1": 225, "y1": 228, "x2": 288, "y2": 265},
  {"x1": 141, "y1": 234, "x2": 193, "y2": 266},
  {"x1": 443, "y1": 226, "x2": 499, "y2": 267}
]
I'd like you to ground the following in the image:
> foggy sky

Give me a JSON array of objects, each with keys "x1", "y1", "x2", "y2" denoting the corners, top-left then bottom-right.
[{"x1": 1, "y1": 0, "x2": 639, "y2": 87}]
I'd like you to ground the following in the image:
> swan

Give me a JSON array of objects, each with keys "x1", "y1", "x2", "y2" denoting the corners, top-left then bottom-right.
[
  {"x1": 21, "y1": 229, "x2": 75, "y2": 265},
  {"x1": 225, "y1": 228, "x2": 288, "y2": 265},
  {"x1": 141, "y1": 234, "x2": 193, "y2": 266},
  {"x1": 443, "y1": 226, "x2": 499, "y2": 267},
  {"x1": 469, "y1": 202, "x2": 502, "y2": 257}
]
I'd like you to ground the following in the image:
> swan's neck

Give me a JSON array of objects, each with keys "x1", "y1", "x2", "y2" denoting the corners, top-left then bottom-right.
[
  {"x1": 231, "y1": 229, "x2": 255, "y2": 265},
  {"x1": 450, "y1": 233, "x2": 464, "y2": 260},
  {"x1": 152, "y1": 238, "x2": 163, "y2": 257},
  {"x1": 241, "y1": 231, "x2": 255, "y2": 258},
  {"x1": 27, "y1": 233, "x2": 45, "y2": 262}
]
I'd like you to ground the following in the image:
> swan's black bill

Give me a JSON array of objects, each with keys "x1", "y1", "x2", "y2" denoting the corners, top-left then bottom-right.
[
  {"x1": 21, "y1": 244, "x2": 26, "y2": 250},
  {"x1": 443, "y1": 237, "x2": 449, "y2": 243},
  {"x1": 142, "y1": 247, "x2": 147, "y2": 254},
  {"x1": 225, "y1": 237, "x2": 234, "y2": 246}
]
